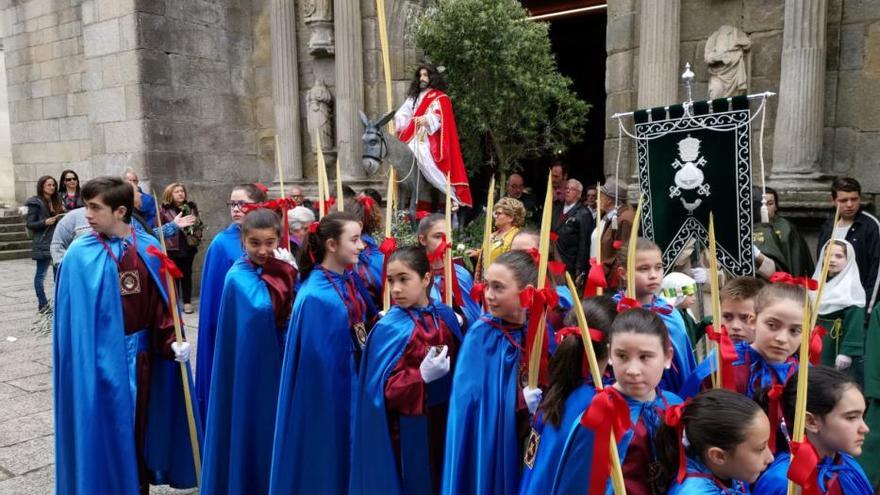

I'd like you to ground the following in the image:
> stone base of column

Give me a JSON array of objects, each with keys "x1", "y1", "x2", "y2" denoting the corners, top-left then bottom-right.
[
  {"x1": 766, "y1": 173, "x2": 836, "y2": 221},
  {"x1": 269, "y1": 179, "x2": 388, "y2": 201}
]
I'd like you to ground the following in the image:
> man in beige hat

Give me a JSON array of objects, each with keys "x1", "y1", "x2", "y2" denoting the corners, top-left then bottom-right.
[{"x1": 597, "y1": 177, "x2": 635, "y2": 290}]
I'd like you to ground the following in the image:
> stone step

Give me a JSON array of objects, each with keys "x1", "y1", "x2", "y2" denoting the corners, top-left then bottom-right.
[
  {"x1": 0, "y1": 223, "x2": 27, "y2": 233},
  {"x1": 0, "y1": 214, "x2": 25, "y2": 225},
  {"x1": 0, "y1": 240, "x2": 32, "y2": 251},
  {"x1": 0, "y1": 231, "x2": 30, "y2": 242},
  {"x1": 0, "y1": 249, "x2": 31, "y2": 261}
]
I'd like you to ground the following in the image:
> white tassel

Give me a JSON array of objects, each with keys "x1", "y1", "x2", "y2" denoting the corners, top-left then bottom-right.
[{"x1": 760, "y1": 196, "x2": 770, "y2": 224}]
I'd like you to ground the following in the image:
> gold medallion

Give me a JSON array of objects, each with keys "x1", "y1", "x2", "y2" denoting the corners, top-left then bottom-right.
[
  {"x1": 353, "y1": 322, "x2": 368, "y2": 347},
  {"x1": 119, "y1": 270, "x2": 141, "y2": 296},
  {"x1": 524, "y1": 427, "x2": 540, "y2": 469}
]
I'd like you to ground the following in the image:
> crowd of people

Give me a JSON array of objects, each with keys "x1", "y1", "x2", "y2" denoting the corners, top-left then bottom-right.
[{"x1": 40, "y1": 161, "x2": 880, "y2": 495}]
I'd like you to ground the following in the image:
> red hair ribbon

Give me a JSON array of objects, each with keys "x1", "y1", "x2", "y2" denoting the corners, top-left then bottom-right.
[
  {"x1": 253, "y1": 182, "x2": 269, "y2": 194},
  {"x1": 547, "y1": 261, "x2": 566, "y2": 276},
  {"x1": 579, "y1": 387, "x2": 632, "y2": 495},
  {"x1": 582, "y1": 257, "x2": 608, "y2": 298},
  {"x1": 525, "y1": 248, "x2": 540, "y2": 265},
  {"x1": 356, "y1": 194, "x2": 376, "y2": 217},
  {"x1": 146, "y1": 245, "x2": 182, "y2": 279},
  {"x1": 767, "y1": 384, "x2": 785, "y2": 453},
  {"x1": 519, "y1": 285, "x2": 560, "y2": 385},
  {"x1": 769, "y1": 272, "x2": 819, "y2": 291},
  {"x1": 549, "y1": 231, "x2": 559, "y2": 243},
  {"x1": 470, "y1": 282, "x2": 486, "y2": 308},
  {"x1": 809, "y1": 326, "x2": 826, "y2": 366},
  {"x1": 787, "y1": 439, "x2": 822, "y2": 495},
  {"x1": 378, "y1": 237, "x2": 397, "y2": 301},
  {"x1": 612, "y1": 239, "x2": 623, "y2": 250},
  {"x1": 321, "y1": 197, "x2": 336, "y2": 215},
  {"x1": 308, "y1": 221, "x2": 320, "y2": 234},
  {"x1": 616, "y1": 296, "x2": 640, "y2": 313},
  {"x1": 428, "y1": 234, "x2": 451, "y2": 264},
  {"x1": 664, "y1": 402, "x2": 689, "y2": 483},
  {"x1": 554, "y1": 326, "x2": 604, "y2": 345},
  {"x1": 415, "y1": 210, "x2": 430, "y2": 221},
  {"x1": 705, "y1": 324, "x2": 737, "y2": 391}
]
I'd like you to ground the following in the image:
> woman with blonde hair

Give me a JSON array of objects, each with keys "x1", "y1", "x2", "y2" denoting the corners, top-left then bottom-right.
[
  {"x1": 159, "y1": 182, "x2": 203, "y2": 313},
  {"x1": 488, "y1": 196, "x2": 525, "y2": 264}
]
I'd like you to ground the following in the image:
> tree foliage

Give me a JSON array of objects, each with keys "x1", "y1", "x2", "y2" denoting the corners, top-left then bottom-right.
[{"x1": 414, "y1": 0, "x2": 589, "y2": 177}]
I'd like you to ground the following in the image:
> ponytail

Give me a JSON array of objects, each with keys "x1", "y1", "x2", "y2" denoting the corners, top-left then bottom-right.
[{"x1": 298, "y1": 211, "x2": 360, "y2": 280}]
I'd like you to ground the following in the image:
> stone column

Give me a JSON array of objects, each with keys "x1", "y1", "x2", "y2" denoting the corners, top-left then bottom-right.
[
  {"x1": 771, "y1": 0, "x2": 827, "y2": 176},
  {"x1": 637, "y1": 0, "x2": 681, "y2": 108},
  {"x1": 333, "y1": 0, "x2": 365, "y2": 179},
  {"x1": 271, "y1": 0, "x2": 303, "y2": 179}
]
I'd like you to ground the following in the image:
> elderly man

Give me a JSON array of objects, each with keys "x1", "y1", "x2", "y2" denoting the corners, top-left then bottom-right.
[
  {"x1": 595, "y1": 178, "x2": 634, "y2": 290},
  {"x1": 506, "y1": 173, "x2": 536, "y2": 213},
  {"x1": 551, "y1": 179, "x2": 593, "y2": 278},
  {"x1": 123, "y1": 169, "x2": 156, "y2": 228},
  {"x1": 287, "y1": 206, "x2": 315, "y2": 257},
  {"x1": 583, "y1": 185, "x2": 598, "y2": 220}
]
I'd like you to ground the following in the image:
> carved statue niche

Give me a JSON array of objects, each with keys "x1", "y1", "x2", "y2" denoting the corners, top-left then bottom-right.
[
  {"x1": 303, "y1": 0, "x2": 334, "y2": 56},
  {"x1": 307, "y1": 80, "x2": 335, "y2": 152},
  {"x1": 704, "y1": 25, "x2": 752, "y2": 99}
]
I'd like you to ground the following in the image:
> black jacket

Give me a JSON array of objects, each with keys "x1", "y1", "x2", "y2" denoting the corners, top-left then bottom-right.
[
  {"x1": 25, "y1": 196, "x2": 58, "y2": 261},
  {"x1": 818, "y1": 208, "x2": 880, "y2": 312},
  {"x1": 551, "y1": 201, "x2": 594, "y2": 276}
]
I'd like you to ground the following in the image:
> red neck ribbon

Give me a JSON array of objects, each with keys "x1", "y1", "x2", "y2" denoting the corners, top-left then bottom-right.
[
  {"x1": 705, "y1": 324, "x2": 737, "y2": 391},
  {"x1": 582, "y1": 257, "x2": 608, "y2": 298},
  {"x1": 519, "y1": 285, "x2": 560, "y2": 386},
  {"x1": 146, "y1": 244, "x2": 182, "y2": 279},
  {"x1": 579, "y1": 387, "x2": 632, "y2": 494},
  {"x1": 663, "y1": 402, "x2": 689, "y2": 483},
  {"x1": 787, "y1": 439, "x2": 822, "y2": 495},
  {"x1": 769, "y1": 272, "x2": 819, "y2": 290},
  {"x1": 377, "y1": 237, "x2": 397, "y2": 303},
  {"x1": 809, "y1": 326, "x2": 826, "y2": 366},
  {"x1": 767, "y1": 383, "x2": 785, "y2": 453}
]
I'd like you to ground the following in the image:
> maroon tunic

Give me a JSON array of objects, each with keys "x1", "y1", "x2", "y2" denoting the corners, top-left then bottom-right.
[{"x1": 256, "y1": 257, "x2": 298, "y2": 330}]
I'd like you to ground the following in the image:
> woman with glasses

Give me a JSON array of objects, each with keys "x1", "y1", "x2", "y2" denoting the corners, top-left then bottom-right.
[
  {"x1": 26, "y1": 175, "x2": 64, "y2": 313},
  {"x1": 58, "y1": 169, "x2": 84, "y2": 211}
]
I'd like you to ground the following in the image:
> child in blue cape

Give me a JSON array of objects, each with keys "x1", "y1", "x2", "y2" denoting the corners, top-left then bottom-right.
[
  {"x1": 655, "y1": 389, "x2": 774, "y2": 494},
  {"x1": 347, "y1": 194, "x2": 385, "y2": 304},
  {"x1": 200, "y1": 209, "x2": 297, "y2": 495},
  {"x1": 754, "y1": 366, "x2": 872, "y2": 494},
  {"x1": 350, "y1": 246, "x2": 463, "y2": 495},
  {"x1": 195, "y1": 183, "x2": 267, "y2": 419},
  {"x1": 418, "y1": 213, "x2": 481, "y2": 326}
]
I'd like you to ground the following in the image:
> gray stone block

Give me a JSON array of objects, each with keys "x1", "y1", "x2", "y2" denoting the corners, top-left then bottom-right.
[
  {"x1": 82, "y1": 18, "x2": 120, "y2": 58},
  {"x1": 606, "y1": 12, "x2": 635, "y2": 54},
  {"x1": 42, "y1": 94, "x2": 67, "y2": 118},
  {"x1": 0, "y1": 465, "x2": 53, "y2": 495},
  {"x1": 88, "y1": 86, "x2": 126, "y2": 123},
  {"x1": 0, "y1": 434, "x2": 53, "y2": 476},
  {"x1": 839, "y1": 23, "x2": 865, "y2": 70},
  {"x1": 835, "y1": 71, "x2": 880, "y2": 131},
  {"x1": 0, "y1": 410, "x2": 52, "y2": 448},
  {"x1": 11, "y1": 99, "x2": 42, "y2": 122},
  {"x1": 169, "y1": 54, "x2": 231, "y2": 91},
  {"x1": 59, "y1": 116, "x2": 89, "y2": 140},
  {"x1": 749, "y1": 31, "x2": 783, "y2": 78},
  {"x1": 103, "y1": 120, "x2": 145, "y2": 153},
  {"x1": 606, "y1": 50, "x2": 633, "y2": 93},
  {"x1": 680, "y1": 0, "x2": 743, "y2": 41},
  {"x1": 832, "y1": 126, "x2": 857, "y2": 173},
  {"x1": 30, "y1": 79, "x2": 50, "y2": 98},
  {"x1": 855, "y1": 131, "x2": 880, "y2": 191},
  {"x1": 10, "y1": 120, "x2": 59, "y2": 144},
  {"x1": 842, "y1": 0, "x2": 880, "y2": 24}
]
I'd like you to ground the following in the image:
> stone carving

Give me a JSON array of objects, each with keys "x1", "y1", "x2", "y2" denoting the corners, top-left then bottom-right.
[
  {"x1": 303, "y1": 0, "x2": 334, "y2": 56},
  {"x1": 704, "y1": 25, "x2": 752, "y2": 99},
  {"x1": 307, "y1": 80, "x2": 334, "y2": 151}
]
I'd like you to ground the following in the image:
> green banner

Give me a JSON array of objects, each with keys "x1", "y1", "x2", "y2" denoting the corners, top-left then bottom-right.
[{"x1": 634, "y1": 96, "x2": 754, "y2": 276}]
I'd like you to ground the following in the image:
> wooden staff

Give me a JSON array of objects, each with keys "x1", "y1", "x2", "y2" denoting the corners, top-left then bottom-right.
[
  {"x1": 152, "y1": 192, "x2": 202, "y2": 485},
  {"x1": 624, "y1": 195, "x2": 644, "y2": 300},
  {"x1": 316, "y1": 135, "x2": 326, "y2": 219},
  {"x1": 526, "y1": 173, "x2": 554, "y2": 389},
  {"x1": 565, "y1": 272, "x2": 626, "y2": 495},
  {"x1": 274, "y1": 135, "x2": 292, "y2": 251},
  {"x1": 708, "y1": 213, "x2": 723, "y2": 388},
  {"x1": 787, "y1": 206, "x2": 839, "y2": 495},
  {"x1": 476, "y1": 175, "x2": 496, "y2": 281},
  {"x1": 595, "y1": 182, "x2": 603, "y2": 296},
  {"x1": 444, "y1": 173, "x2": 453, "y2": 306},
  {"x1": 375, "y1": 0, "x2": 395, "y2": 134},
  {"x1": 382, "y1": 168, "x2": 396, "y2": 311}
]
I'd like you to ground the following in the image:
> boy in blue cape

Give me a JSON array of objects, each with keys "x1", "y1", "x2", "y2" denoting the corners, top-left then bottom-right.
[{"x1": 53, "y1": 176, "x2": 198, "y2": 494}]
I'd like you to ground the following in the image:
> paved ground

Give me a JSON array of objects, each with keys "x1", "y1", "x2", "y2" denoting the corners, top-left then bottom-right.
[{"x1": 0, "y1": 258, "x2": 202, "y2": 494}]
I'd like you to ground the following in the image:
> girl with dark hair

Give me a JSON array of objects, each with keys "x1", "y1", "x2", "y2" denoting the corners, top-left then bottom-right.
[
  {"x1": 26, "y1": 175, "x2": 64, "y2": 312},
  {"x1": 270, "y1": 211, "x2": 378, "y2": 495},
  {"x1": 201, "y1": 209, "x2": 297, "y2": 495},
  {"x1": 350, "y1": 246, "x2": 462, "y2": 495},
  {"x1": 346, "y1": 194, "x2": 385, "y2": 303},
  {"x1": 442, "y1": 250, "x2": 538, "y2": 495},
  {"x1": 656, "y1": 389, "x2": 774, "y2": 494},
  {"x1": 195, "y1": 183, "x2": 267, "y2": 420},
  {"x1": 552, "y1": 308, "x2": 683, "y2": 495},
  {"x1": 754, "y1": 366, "x2": 872, "y2": 494},
  {"x1": 58, "y1": 169, "x2": 83, "y2": 211},
  {"x1": 518, "y1": 296, "x2": 617, "y2": 495}
]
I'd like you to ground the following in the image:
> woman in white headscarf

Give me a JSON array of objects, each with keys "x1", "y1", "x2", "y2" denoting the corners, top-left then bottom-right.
[{"x1": 814, "y1": 239, "x2": 866, "y2": 381}]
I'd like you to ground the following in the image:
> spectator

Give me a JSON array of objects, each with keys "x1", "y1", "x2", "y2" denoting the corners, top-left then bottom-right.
[
  {"x1": 583, "y1": 184, "x2": 598, "y2": 220},
  {"x1": 752, "y1": 187, "x2": 815, "y2": 278},
  {"x1": 25, "y1": 175, "x2": 63, "y2": 313},
  {"x1": 287, "y1": 206, "x2": 315, "y2": 257},
  {"x1": 550, "y1": 162, "x2": 568, "y2": 202},
  {"x1": 596, "y1": 177, "x2": 634, "y2": 290},
  {"x1": 505, "y1": 173, "x2": 536, "y2": 211},
  {"x1": 290, "y1": 185, "x2": 318, "y2": 217},
  {"x1": 160, "y1": 183, "x2": 204, "y2": 314},
  {"x1": 551, "y1": 179, "x2": 593, "y2": 279},
  {"x1": 123, "y1": 168, "x2": 156, "y2": 227},
  {"x1": 817, "y1": 177, "x2": 880, "y2": 313},
  {"x1": 58, "y1": 169, "x2": 84, "y2": 211},
  {"x1": 487, "y1": 197, "x2": 525, "y2": 265}
]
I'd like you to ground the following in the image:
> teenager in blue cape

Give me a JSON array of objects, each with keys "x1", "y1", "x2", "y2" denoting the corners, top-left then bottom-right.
[
  {"x1": 350, "y1": 247, "x2": 463, "y2": 495},
  {"x1": 611, "y1": 238, "x2": 696, "y2": 395},
  {"x1": 551, "y1": 308, "x2": 683, "y2": 495},
  {"x1": 441, "y1": 251, "x2": 540, "y2": 495},
  {"x1": 754, "y1": 366, "x2": 873, "y2": 495},
  {"x1": 518, "y1": 296, "x2": 617, "y2": 495},
  {"x1": 654, "y1": 389, "x2": 774, "y2": 494},
  {"x1": 200, "y1": 209, "x2": 297, "y2": 495},
  {"x1": 195, "y1": 183, "x2": 267, "y2": 419},
  {"x1": 54, "y1": 177, "x2": 198, "y2": 494},
  {"x1": 269, "y1": 211, "x2": 377, "y2": 495},
  {"x1": 347, "y1": 195, "x2": 386, "y2": 304},
  {"x1": 418, "y1": 213, "x2": 481, "y2": 325}
]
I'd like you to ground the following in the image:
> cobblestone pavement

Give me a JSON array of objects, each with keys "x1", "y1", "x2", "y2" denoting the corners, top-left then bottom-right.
[{"x1": 0, "y1": 258, "x2": 202, "y2": 494}]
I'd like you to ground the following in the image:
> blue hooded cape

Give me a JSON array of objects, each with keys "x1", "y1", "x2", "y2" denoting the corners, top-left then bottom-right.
[
  {"x1": 754, "y1": 452, "x2": 873, "y2": 495},
  {"x1": 518, "y1": 383, "x2": 596, "y2": 495},
  {"x1": 441, "y1": 315, "x2": 525, "y2": 495},
  {"x1": 667, "y1": 458, "x2": 750, "y2": 494},
  {"x1": 358, "y1": 233, "x2": 385, "y2": 292},
  {"x1": 430, "y1": 263, "x2": 482, "y2": 326},
  {"x1": 269, "y1": 268, "x2": 376, "y2": 495},
  {"x1": 350, "y1": 303, "x2": 462, "y2": 495},
  {"x1": 550, "y1": 389, "x2": 682, "y2": 495},
  {"x1": 195, "y1": 223, "x2": 243, "y2": 419},
  {"x1": 200, "y1": 257, "x2": 287, "y2": 494},
  {"x1": 54, "y1": 229, "x2": 200, "y2": 494}
]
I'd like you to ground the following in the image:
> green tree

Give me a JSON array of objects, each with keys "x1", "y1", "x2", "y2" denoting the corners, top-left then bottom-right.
[{"x1": 414, "y1": 0, "x2": 589, "y2": 179}]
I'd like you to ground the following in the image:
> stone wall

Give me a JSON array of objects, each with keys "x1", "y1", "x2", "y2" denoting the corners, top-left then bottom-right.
[{"x1": 0, "y1": 45, "x2": 15, "y2": 204}]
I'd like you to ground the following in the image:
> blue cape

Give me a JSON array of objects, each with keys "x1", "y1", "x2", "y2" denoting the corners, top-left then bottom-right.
[
  {"x1": 550, "y1": 389, "x2": 682, "y2": 495},
  {"x1": 195, "y1": 223, "x2": 243, "y2": 419},
  {"x1": 350, "y1": 303, "x2": 462, "y2": 495},
  {"x1": 754, "y1": 452, "x2": 873, "y2": 495},
  {"x1": 518, "y1": 383, "x2": 595, "y2": 495},
  {"x1": 441, "y1": 315, "x2": 525, "y2": 495},
  {"x1": 734, "y1": 342, "x2": 797, "y2": 398},
  {"x1": 54, "y1": 229, "x2": 200, "y2": 494},
  {"x1": 201, "y1": 257, "x2": 286, "y2": 494},
  {"x1": 430, "y1": 263, "x2": 482, "y2": 326},
  {"x1": 667, "y1": 458, "x2": 750, "y2": 494},
  {"x1": 269, "y1": 268, "x2": 375, "y2": 495},
  {"x1": 358, "y1": 233, "x2": 385, "y2": 291}
]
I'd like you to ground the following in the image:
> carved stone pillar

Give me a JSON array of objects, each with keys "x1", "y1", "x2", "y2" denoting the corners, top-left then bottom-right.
[
  {"x1": 333, "y1": 0, "x2": 365, "y2": 179},
  {"x1": 637, "y1": 0, "x2": 681, "y2": 108},
  {"x1": 271, "y1": 0, "x2": 303, "y2": 179},
  {"x1": 771, "y1": 0, "x2": 827, "y2": 176}
]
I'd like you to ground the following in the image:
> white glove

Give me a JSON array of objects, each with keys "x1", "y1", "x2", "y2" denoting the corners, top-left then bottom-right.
[
  {"x1": 377, "y1": 310, "x2": 387, "y2": 319},
  {"x1": 171, "y1": 341, "x2": 191, "y2": 363},
  {"x1": 835, "y1": 354, "x2": 852, "y2": 370},
  {"x1": 273, "y1": 248, "x2": 296, "y2": 267},
  {"x1": 691, "y1": 267, "x2": 708, "y2": 284},
  {"x1": 752, "y1": 244, "x2": 761, "y2": 259},
  {"x1": 419, "y1": 346, "x2": 450, "y2": 383},
  {"x1": 522, "y1": 386, "x2": 543, "y2": 415}
]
